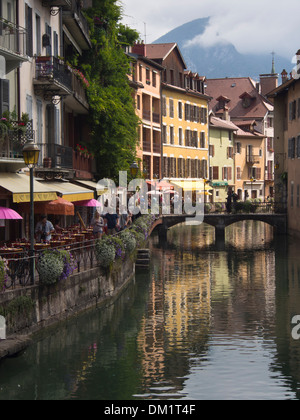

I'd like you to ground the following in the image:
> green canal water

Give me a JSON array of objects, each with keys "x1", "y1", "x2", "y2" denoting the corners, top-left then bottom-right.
[{"x1": 0, "y1": 221, "x2": 300, "y2": 400}]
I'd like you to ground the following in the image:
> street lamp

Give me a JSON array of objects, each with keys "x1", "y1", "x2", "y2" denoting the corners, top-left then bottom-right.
[
  {"x1": 130, "y1": 161, "x2": 139, "y2": 178},
  {"x1": 23, "y1": 141, "x2": 40, "y2": 284},
  {"x1": 250, "y1": 177, "x2": 256, "y2": 199}
]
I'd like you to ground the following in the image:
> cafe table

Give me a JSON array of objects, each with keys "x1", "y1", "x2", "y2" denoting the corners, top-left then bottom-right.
[
  {"x1": 34, "y1": 243, "x2": 50, "y2": 251},
  {"x1": 0, "y1": 247, "x2": 24, "y2": 255},
  {"x1": 49, "y1": 240, "x2": 66, "y2": 248}
]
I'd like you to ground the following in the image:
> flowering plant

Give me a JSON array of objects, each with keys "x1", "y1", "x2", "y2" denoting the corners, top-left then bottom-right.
[
  {"x1": 0, "y1": 257, "x2": 8, "y2": 292},
  {"x1": 95, "y1": 238, "x2": 116, "y2": 267},
  {"x1": 73, "y1": 68, "x2": 90, "y2": 88},
  {"x1": 37, "y1": 250, "x2": 64, "y2": 285},
  {"x1": 76, "y1": 144, "x2": 94, "y2": 159},
  {"x1": 119, "y1": 231, "x2": 136, "y2": 255},
  {"x1": 37, "y1": 249, "x2": 76, "y2": 285}
]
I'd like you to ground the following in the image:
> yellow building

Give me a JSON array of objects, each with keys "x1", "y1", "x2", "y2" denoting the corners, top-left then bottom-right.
[{"x1": 145, "y1": 44, "x2": 210, "y2": 188}]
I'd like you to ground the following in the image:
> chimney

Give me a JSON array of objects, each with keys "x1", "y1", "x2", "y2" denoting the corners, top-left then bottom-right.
[
  {"x1": 222, "y1": 106, "x2": 230, "y2": 121},
  {"x1": 259, "y1": 73, "x2": 278, "y2": 96},
  {"x1": 132, "y1": 41, "x2": 146, "y2": 57},
  {"x1": 281, "y1": 69, "x2": 288, "y2": 84}
]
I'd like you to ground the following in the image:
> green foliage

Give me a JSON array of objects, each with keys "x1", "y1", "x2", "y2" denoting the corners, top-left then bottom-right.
[{"x1": 80, "y1": 0, "x2": 140, "y2": 181}]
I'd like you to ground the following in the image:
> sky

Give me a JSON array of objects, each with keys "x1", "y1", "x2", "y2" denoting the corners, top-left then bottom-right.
[{"x1": 119, "y1": 0, "x2": 300, "y2": 62}]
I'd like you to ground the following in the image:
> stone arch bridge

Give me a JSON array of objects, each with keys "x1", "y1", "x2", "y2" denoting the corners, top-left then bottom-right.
[{"x1": 149, "y1": 212, "x2": 287, "y2": 242}]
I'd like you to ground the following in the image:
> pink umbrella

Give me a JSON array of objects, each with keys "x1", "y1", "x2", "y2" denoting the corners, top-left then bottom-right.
[
  {"x1": 0, "y1": 207, "x2": 23, "y2": 220},
  {"x1": 75, "y1": 199, "x2": 101, "y2": 207}
]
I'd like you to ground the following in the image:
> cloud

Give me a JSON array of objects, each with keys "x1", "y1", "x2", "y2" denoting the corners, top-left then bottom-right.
[{"x1": 120, "y1": 0, "x2": 300, "y2": 60}]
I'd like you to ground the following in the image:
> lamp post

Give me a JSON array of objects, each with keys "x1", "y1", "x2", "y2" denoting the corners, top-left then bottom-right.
[
  {"x1": 130, "y1": 161, "x2": 139, "y2": 178},
  {"x1": 250, "y1": 177, "x2": 256, "y2": 199},
  {"x1": 23, "y1": 141, "x2": 40, "y2": 284}
]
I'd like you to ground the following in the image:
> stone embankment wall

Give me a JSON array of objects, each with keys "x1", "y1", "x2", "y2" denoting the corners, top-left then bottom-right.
[{"x1": 0, "y1": 257, "x2": 135, "y2": 339}]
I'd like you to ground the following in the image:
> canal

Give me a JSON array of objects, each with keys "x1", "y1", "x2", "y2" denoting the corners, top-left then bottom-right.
[{"x1": 0, "y1": 221, "x2": 300, "y2": 400}]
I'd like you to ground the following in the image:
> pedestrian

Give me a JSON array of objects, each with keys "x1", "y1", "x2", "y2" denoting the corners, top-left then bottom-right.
[
  {"x1": 35, "y1": 215, "x2": 55, "y2": 242},
  {"x1": 104, "y1": 208, "x2": 120, "y2": 235},
  {"x1": 226, "y1": 191, "x2": 232, "y2": 213},
  {"x1": 91, "y1": 211, "x2": 104, "y2": 239}
]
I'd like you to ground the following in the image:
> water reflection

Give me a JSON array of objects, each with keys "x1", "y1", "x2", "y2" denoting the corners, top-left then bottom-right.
[{"x1": 0, "y1": 221, "x2": 300, "y2": 400}]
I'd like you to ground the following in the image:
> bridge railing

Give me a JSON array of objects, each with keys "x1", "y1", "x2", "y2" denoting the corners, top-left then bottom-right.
[{"x1": 204, "y1": 200, "x2": 277, "y2": 214}]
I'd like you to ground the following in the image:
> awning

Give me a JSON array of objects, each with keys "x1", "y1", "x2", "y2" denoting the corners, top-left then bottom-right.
[
  {"x1": 170, "y1": 180, "x2": 205, "y2": 192},
  {"x1": 70, "y1": 180, "x2": 107, "y2": 196},
  {"x1": 0, "y1": 173, "x2": 58, "y2": 203},
  {"x1": 42, "y1": 181, "x2": 94, "y2": 202}
]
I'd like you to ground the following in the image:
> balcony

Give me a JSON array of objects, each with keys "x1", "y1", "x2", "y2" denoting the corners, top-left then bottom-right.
[
  {"x1": 246, "y1": 154, "x2": 261, "y2": 165},
  {"x1": 73, "y1": 150, "x2": 93, "y2": 179},
  {"x1": 42, "y1": 0, "x2": 72, "y2": 10},
  {"x1": 33, "y1": 56, "x2": 72, "y2": 100},
  {"x1": 0, "y1": 120, "x2": 34, "y2": 171},
  {"x1": 37, "y1": 143, "x2": 73, "y2": 170},
  {"x1": 62, "y1": 0, "x2": 91, "y2": 50},
  {"x1": 64, "y1": 70, "x2": 89, "y2": 113},
  {"x1": 0, "y1": 18, "x2": 28, "y2": 73}
]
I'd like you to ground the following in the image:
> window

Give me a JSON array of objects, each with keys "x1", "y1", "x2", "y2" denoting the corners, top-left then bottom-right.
[
  {"x1": 267, "y1": 137, "x2": 274, "y2": 152},
  {"x1": 152, "y1": 71, "x2": 156, "y2": 88},
  {"x1": 185, "y1": 103, "x2": 191, "y2": 121},
  {"x1": 146, "y1": 67, "x2": 150, "y2": 84},
  {"x1": 169, "y1": 99, "x2": 174, "y2": 118},
  {"x1": 209, "y1": 145, "x2": 215, "y2": 157},
  {"x1": 178, "y1": 102, "x2": 183, "y2": 119},
  {"x1": 25, "y1": 4, "x2": 33, "y2": 57},
  {"x1": 45, "y1": 23, "x2": 52, "y2": 56},
  {"x1": 162, "y1": 96, "x2": 167, "y2": 117},
  {"x1": 137, "y1": 95, "x2": 140, "y2": 110},
  {"x1": 139, "y1": 64, "x2": 143, "y2": 82},
  {"x1": 236, "y1": 142, "x2": 241, "y2": 154},
  {"x1": 200, "y1": 132, "x2": 205, "y2": 148},
  {"x1": 223, "y1": 167, "x2": 232, "y2": 181},
  {"x1": 288, "y1": 137, "x2": 296, "y2": 158},
  {"x1": 211, "y1": 166, "x2": 219, "y2": 180},
  {"x1": 185, "y1": 130, "x2": 191, "y2": 147},
  {"x1": 297, "y1": 136, "x2": 300, "y2": 158},
  {"x1": 162, "y1": 125, "x2": 167, "y2": 144},
  {"x1": 227, "y1": 147, "x2": 233, "y2": 159},
  {"x1": 289, "y1": 100, "x2": 297, "y2": 121},
  {"x1": 35, "y1": 14, "x2": 41, "y2": 56},
  {"x1": 291, "y1": 182, "x2": 294, "y2": 208},
  {"x1": 53, "y1": 31, "x2": 58, "y2": 57},
  {"x1": 178, "y1": 128, "x2": 183, "y2": 146},
  {"x1": 200, "y1": 107, "x2": 207, "y2": 124},
  {"x1": 170, "y1": 126, "x2": 174, "y2": 145},
  {"x1": 236, "y1": 167, "x2": 241, "y2": 180}
]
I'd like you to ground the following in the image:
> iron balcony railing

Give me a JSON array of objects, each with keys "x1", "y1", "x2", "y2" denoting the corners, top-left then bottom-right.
[
  {"x1": 37, "y1": 142, "x2": 73, "y2": 169},
  {"x1": 35, "y1": 56, "x2": 73, "y2": 93},
  {"x1": 0, "y1": 120, "x2": 34, "y2": 160},
  {"x1": 0, "y1": 18, "x2": 27, "y2": 58}
]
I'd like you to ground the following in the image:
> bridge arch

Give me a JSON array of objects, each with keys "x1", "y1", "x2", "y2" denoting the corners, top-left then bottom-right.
[{"x1": 150, "y1": 213, "x2": 287, "y2": 242}]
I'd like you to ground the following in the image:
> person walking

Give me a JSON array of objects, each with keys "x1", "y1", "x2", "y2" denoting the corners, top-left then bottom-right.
[{"x1": 91, "y1": 211, "x2": 104, "y2": 239}]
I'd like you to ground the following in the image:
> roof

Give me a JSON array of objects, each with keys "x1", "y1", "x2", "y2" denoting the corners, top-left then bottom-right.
[
  {"x1": 267, "y1": 77, "x2": 296, "y2": 98},
  {"x1": 206, "y1": 77, "x2": 273, "y2": 120},
  {"x1": 210, "y1": 116, "x2": 239, "y2": 131},
  {"x1": 145, "y1": 43, "x2": 187, "y2": 69}
]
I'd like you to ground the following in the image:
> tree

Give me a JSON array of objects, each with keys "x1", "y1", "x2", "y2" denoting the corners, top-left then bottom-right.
[{"x1": 80, "y1": 0, "x2": 140, "y2": 182}]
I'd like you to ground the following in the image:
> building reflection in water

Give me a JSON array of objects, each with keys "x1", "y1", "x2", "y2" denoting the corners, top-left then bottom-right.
[{"x1": 135, "y1": 221, "x2": 300, "y2": 399}]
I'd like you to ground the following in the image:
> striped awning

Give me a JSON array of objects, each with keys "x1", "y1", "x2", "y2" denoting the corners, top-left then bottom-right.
[
  {"x1": 41, "y1": 181, "x2": 94, "y2": 202},
  {"x1": 170, "y1": 180, "x2": 205, "y2": 192},
  {"x1": 0, "y1": 173, "x2": 58, "y2": 203}
]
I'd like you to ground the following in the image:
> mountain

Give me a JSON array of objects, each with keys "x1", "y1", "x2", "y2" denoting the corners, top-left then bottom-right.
[{"x1": 154, "y1": 18, "x2": 292, "y2": 80}]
